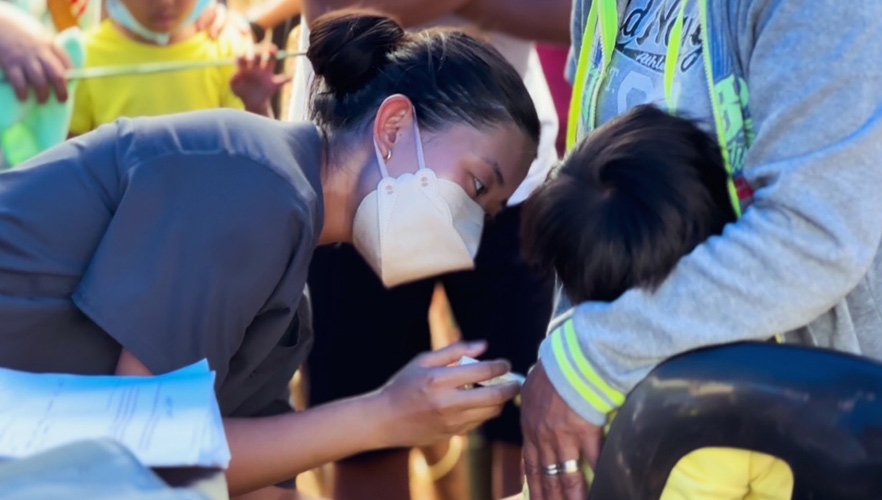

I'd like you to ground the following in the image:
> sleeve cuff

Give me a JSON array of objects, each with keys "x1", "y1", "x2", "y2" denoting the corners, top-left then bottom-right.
[{"x1": 538, "y1": 318, "x2": 625, "y2": 426}]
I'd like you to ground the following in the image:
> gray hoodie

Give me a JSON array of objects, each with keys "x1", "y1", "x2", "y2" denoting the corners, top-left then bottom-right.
[{"x1": 541, "y1": 0, "x2": 882, "y2": 425}]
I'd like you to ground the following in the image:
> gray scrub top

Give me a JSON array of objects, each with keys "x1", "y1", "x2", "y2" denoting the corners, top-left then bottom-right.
[{"x1": 0, "y1": 109, "x2": 324, "y2": 417}]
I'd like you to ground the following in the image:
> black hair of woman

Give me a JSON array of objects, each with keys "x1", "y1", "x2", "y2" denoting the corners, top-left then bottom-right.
[{"x1": 307, "y1": 9, "x2": 540, "y2": 140}]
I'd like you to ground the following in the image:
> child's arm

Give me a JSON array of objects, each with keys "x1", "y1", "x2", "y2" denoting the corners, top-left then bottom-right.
[
  {"x1": 115, "y1": 343, "x2": 519, "y2": 496},
  {"x1": 229, "y1": 45, "x2": 291, "y2": 118}
]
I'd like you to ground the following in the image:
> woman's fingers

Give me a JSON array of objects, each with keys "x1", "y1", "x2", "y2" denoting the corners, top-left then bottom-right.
[
  {"x1": 450, "y1": 380, "x2": 520, "y2": 410},
  {"x1": 448, "y1": 405, "x2": 505, "y2": 433},
  {"x1": 435, "y1": 358, "x2": 511, "y2": 387},
  {"x1": 429, "y1": 375, "x2": 518, "y2": 434},
  {"x1": 415, "y1": 341, "x2": 487, "y2": 368},
  {"x1": 379, "y1": 341, "x2": 512, "y2": 448}
]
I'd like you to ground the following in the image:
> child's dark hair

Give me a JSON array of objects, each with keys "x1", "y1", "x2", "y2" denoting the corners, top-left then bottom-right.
[
  {"x1": 522, "y1": 105, "x2": 737, "y2": 303},
  {"x1": 306, "y1": 10, "x2": 540, "y2": 147}
]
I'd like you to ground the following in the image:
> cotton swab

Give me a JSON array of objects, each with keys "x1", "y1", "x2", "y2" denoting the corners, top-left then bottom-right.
[{"x1": 458, "y1": 356, "x2": 526, "y2": 387}]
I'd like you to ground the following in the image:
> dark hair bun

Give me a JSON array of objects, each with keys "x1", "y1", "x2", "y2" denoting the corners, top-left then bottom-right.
[{"x1": 308, "y1": 10, "x2": 407, "y2": 95}]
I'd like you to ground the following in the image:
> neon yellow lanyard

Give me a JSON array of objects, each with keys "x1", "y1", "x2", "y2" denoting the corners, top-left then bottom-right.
[
  {"x1": 566, "y1": 0, "x2": 743, "y2": 217},
  {"x1": 566, "y1": 0, "x2": 618, "y2": 151},
  {"x1": 567, "y1": 0, "x2": 687, "y2": 147}
]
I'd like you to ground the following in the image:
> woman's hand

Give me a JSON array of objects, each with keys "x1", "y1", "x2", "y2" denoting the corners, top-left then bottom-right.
[
  {"x1": 375, "y1": 341, "x2": 521, "y2": 448},
  {"x1": 0, "y1": 4, "x2": 71, "y2": 102},
  {"x1": 521, "y1": 363, "x2": 604, "y2": 500},
  {"x1": 230, "y1": 45, "x2": 290, "y2": 117}
]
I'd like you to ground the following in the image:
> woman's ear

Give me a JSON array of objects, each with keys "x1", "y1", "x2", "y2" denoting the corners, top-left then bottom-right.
[{"x1": 373, "y1": 94, "x2": 415, "y2": 159}]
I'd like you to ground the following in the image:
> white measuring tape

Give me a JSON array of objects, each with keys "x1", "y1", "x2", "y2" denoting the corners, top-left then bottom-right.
[{"x1": 0, "y1": 50, "x2": 306, "y2": 82}]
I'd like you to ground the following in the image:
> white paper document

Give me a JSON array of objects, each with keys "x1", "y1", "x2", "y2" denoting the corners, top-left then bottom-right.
[{"x1": 0, "y1": 360, "x2": 230, "y2": 468}]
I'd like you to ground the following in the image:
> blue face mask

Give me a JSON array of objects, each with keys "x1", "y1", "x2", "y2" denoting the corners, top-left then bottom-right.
[{"x1": 105, "y1": 0, "x2": 213, "y2": 45}]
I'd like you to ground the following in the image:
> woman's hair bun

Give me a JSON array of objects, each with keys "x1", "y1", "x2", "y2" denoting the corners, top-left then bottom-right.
[{"x1": 307, "y1": 10, "x2": 407, "y2": 95}]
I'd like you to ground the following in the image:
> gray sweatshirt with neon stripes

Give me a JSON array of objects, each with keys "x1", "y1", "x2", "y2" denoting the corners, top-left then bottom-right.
[{"x1": 542, "y1": 0, "x2": 882, "y2": 425}]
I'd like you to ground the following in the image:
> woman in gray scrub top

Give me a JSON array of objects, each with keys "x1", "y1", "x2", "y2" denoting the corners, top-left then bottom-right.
[{"x1": 0, "y1": 10, "x2": 540, "y2": 498}]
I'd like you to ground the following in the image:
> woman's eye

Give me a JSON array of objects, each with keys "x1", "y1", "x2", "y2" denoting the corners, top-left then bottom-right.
[{"x1": 473, "y1": 177, "x2": 487, "y2": 196}]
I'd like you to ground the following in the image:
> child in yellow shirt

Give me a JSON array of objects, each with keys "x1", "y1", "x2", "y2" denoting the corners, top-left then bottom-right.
[
  {"x1": 518, "y1": 105, "x2": 793, "y2": 500},
  {"x1": 70, "y1": 0, "x2": 287, "y2": 134}
]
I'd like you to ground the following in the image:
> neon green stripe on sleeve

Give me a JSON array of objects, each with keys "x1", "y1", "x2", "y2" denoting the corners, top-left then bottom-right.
[
  {"x1": 563, "y1": 320, "x2": 626, "y2": 406},
  {"x1": 550, "y1": 327, "x2": 614, "y2": 414}
]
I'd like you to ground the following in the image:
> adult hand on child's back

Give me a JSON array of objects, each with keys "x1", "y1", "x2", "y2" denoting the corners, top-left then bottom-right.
[
  {"x1": 375, "y1": 341, "x2": 520, "y2": 448},
  {"x1": 521, "y1": 363, "x2": 604, "y2": 500},
  {"x1": 0, "y1": 4, "x2": 71, "y2": 103}
]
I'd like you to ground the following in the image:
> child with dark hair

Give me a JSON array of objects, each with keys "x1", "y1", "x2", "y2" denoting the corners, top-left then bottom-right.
[
  {"x1": 523, "y1": 104, "x2": 736, "y2": 303},
  {"x1": 520, "y1": 104, "x2": 792, "y2": 500}
]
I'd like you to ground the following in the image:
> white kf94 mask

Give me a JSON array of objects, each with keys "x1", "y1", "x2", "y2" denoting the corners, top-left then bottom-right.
[{"x1": 352, "y1": 112, "x2": 486, "y2": 288}]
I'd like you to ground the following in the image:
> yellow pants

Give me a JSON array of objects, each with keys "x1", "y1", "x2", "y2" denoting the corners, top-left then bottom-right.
[
  {"x1": 660, "y1": 448, "x2": 793, "y2": 500},
  {"x1": 523, "y1": 447, "x2": 793, "y2": 500}
]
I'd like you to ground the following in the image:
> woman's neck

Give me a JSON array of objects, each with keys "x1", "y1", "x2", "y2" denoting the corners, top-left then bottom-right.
[{"x1": 317, "y1": 132, "x2": 377, "y2": 245}]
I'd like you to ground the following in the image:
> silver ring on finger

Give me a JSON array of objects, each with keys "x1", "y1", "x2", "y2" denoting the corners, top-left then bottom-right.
[
  {"x1": 559, "y1": 459, "x2": 581, "y2": 474},
  {"x1": 542, "y1": 463, "x2": 562, "y2": 476}
]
